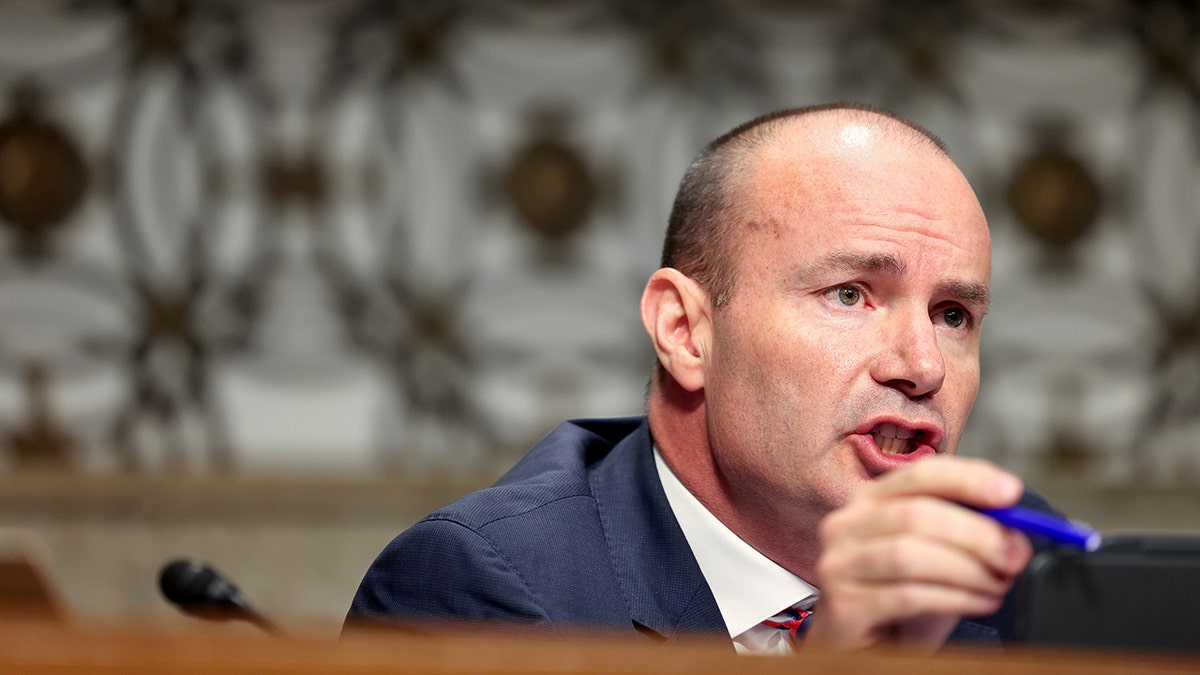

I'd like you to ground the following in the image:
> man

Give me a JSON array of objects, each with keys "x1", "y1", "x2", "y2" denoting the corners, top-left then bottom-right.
[{"x1": 347, "y1": 103, "x2": 1053, "y2": 653}]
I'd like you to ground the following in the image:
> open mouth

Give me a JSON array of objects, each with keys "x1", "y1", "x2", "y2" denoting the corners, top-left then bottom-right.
[{"x1": 871, "y1": 423, "x2": 928, "y2": 455}]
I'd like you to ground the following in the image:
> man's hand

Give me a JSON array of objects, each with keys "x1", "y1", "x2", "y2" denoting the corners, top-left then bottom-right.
[{"x1": 804, "y1": 456, "x2": 1033, "y2": 651}]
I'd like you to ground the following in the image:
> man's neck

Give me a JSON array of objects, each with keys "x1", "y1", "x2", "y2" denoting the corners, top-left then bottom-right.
[{"x1": 647, "y1": 386, "x2": 824, "y2": 581}]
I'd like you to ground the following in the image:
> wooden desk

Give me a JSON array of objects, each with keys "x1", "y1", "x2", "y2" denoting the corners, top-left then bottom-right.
[{"x1": 0, "y1": 620, "x2": 1197, "y2": 674}]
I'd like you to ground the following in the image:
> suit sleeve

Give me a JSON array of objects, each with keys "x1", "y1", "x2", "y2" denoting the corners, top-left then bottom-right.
[{"x1": 344, "y1": 517, "x2": 550, "y2": 631}]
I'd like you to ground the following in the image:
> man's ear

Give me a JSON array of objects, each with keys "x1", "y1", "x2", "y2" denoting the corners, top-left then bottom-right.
[{"x1": 640, "y1": 268, "x2": 712, "y2": 392}]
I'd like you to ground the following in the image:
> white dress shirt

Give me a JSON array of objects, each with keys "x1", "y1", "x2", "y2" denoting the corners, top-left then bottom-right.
[{"x1": 654, "y1": 448, "x2": 819, "y2": 655}]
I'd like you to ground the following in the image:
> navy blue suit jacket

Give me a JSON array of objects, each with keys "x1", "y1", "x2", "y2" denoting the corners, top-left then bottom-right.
[{"x1": 347, "y1": 416, "x2": 1055, "y2": 645}]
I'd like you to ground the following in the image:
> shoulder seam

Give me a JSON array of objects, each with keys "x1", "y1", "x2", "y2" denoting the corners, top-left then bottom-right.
[
  {"x1": 431, "y1": 492, "x2": 595, "y2": 530},
  {"x1": 417, "y1": 516, "x2": 551, "y2": 619},
  {"x1": 418, "y1": 494, "x2": 599, "y2": 617}
]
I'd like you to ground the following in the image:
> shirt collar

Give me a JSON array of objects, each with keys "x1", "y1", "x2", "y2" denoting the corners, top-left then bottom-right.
[{"x1": 653, "y1": 447, "x2": 819, "y2": 639}]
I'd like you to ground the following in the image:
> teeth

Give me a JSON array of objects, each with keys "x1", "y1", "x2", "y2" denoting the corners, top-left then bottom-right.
[
  {"x1": 877, "y1": 435, "x2": 911, "y2": 455},
  {"x1": 874, "y1": 423, "x2": 915, "y2": 440},
  {"x1": 872, "y1": 423, "x2": 920, "y2": 455}
]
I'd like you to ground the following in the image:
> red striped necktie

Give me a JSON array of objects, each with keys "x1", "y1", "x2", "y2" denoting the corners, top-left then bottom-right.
[{"x1": 761, "y1": 606, "x2": 813, "y2": 646}]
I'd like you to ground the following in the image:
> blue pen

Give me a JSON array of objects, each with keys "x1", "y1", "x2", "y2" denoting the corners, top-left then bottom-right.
[{"x1": 976, "y1": 506, "x2": 1103, "y2": 552}]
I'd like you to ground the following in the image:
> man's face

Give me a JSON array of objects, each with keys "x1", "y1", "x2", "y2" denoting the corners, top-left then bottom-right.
[{"x1": 701, "y1": 120, "x2": 992, "y2": 523}]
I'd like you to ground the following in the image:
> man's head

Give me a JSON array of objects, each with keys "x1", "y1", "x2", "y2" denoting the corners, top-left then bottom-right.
[
  {"x1": 641, "y1": 104, "x2": 991, "y2": 571},
  {"x1": 661, "y1": 104, "x2": 952, "y2": 309}
]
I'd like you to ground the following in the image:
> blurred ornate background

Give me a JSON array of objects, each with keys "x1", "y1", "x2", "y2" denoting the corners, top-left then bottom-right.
[{"x1": 0, "y1": 0, "x2": 1196, "y2": 631}]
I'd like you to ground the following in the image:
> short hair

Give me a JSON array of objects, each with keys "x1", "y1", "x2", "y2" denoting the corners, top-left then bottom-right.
[{"x1": 660, "y1": 103, "x2": 948, "y2": 308}]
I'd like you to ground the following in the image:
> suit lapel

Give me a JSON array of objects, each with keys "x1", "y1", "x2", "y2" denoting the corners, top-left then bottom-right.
[{"x1": 587, "y1": 419, "x2": 726, "y2": 643}]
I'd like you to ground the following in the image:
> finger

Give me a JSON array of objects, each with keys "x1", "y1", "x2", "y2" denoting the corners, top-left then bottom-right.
[
  {"x1": 820, "y1": 496, "x2": 1031, "y2": 576},
  {"x1": 824, "y1": 579, "x2": 1007, "y2": 629},
  {"x1": 821, "y1": 535, "x2": 1016, "y2": 596},
  {"x1": 808, "y1": 580, "x2": 1007, "y2": 650},
  {"x1": 859, "y1": 455, "x2": 1023, "y2": 509}
]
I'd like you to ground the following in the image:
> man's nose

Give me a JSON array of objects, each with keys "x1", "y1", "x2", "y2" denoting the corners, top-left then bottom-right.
[{"x1": 871, "y1": 309, "x2": 946, "y2": 399}]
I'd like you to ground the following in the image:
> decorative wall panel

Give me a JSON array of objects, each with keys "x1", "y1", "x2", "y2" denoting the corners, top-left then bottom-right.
[{"x1": 0, "y1": 0, "x2": 1194, "y2": 487}]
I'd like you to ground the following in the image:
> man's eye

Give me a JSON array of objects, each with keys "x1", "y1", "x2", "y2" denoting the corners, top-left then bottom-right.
[
  {"x1": 835, "y1": 286, "x2": 861, "y2": 306},
  {"x1": 942, "y1": 307, "x2": 968, "y2": 328}
]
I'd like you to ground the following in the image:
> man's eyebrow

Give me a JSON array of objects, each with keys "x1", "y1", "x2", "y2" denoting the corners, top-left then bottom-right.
[
  {"x1": 938, "y1": 280, "x2": 991, "y2": 313},
  {"x1": 797, "y1": 251, "x2": 907, "y2": 279}
]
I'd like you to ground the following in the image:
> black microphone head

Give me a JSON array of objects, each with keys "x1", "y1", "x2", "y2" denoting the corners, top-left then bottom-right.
[
  {"x1": 158, "y1": 558, "x2": 280, "y2": 633},
  {"x1": 159, "y1": 559, "x2": 244, "y2": 614}
]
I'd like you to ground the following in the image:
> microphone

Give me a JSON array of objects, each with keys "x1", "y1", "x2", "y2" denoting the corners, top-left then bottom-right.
[{"x1": 158, "y1": 558, "x2": 280, "y2": 634}]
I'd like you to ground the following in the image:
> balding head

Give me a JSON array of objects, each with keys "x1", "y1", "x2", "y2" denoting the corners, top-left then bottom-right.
[
  {"x1": 661, "y1": 104, "x2": 952, "y2": 308},
  {"x1": 641, "y1": 104, "x2": 991, "y2": 573}
]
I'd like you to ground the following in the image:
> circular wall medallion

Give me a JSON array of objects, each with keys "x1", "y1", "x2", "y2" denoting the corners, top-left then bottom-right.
[
  {"x1": 0, "y1": 112, "x2": 88, "y2": 235},
  {"x1": 503, "y1": 138, "x2": 595, "y2": 240},
  {"x1": 1005, "y1": 147, "x2": 1100, "y2": 247}
]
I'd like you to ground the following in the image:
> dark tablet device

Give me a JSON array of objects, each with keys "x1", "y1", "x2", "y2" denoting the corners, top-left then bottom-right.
[{"x1": 1013, "y1": 535, "x2": 1200, "y2": 652}]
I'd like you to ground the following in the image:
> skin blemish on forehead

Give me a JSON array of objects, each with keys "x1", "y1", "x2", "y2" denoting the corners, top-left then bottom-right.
[{"x1": 743, "y1": 217, "x2": 787, "y2": 241}]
